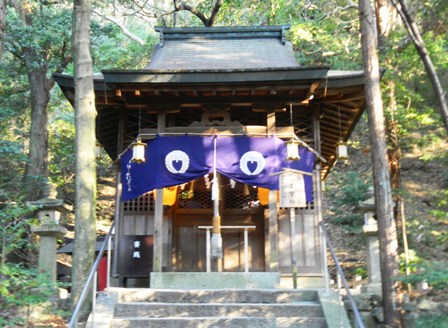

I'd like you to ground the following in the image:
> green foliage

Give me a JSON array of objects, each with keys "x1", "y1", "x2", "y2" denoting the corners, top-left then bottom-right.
[
  {"x1": 90, "y1": 19, "x2": 158, "y2": 71},
  {"x1": 351, "y1": 266, "x2": 368, "y2": 279},
  {"x1": 333, "y1": 171, "x2": 371, "y2": 207},
  {"x1": 48, "y1": 106, "x2": 76, "y2": 199},
  {"x1": 4, "y1": 1, "x2": 72, "y2": 72},
  {"x1": 0, "y1": 60, "x2": 31, "y2": 200},
  {"x1": 218, "y1": 0, "x2": 273, "y2": 26},
  {"x1": 416, "y1": 314, "x2": 448, "y2": 328},
  {"x1": 429, "y1": 189, "x2": 448, "y2": 221},
  {"x1": 218, "y1": 0, "x2": 362, "y2": 68},
  {"x1": 325, "y1": 171, "x2": 371, "y2": 230},
  {"x1": 0, "y1": 202, "x2": 37, "y2": 262},
  {"x1": 398, "y1": 261, "x2": 448, "y2": 291},
  {"x1": 330, "y1": 212, "x2": 364, "y2": 230},
  {"x1": 0, "y1": 201, "x2": 57, "y2": 325},
  {"x1": 0, "y1": 264, "x2": 55, "y2": 326},
  {"x1": 399, "y1": 249, "x2": 423, "y2": 274},
  {"x1": 410, "y1": 188, "x2": 448, "y2": 250},
  {"x1": 379, "y1": 22, "x2": 448, "y2": 144},
  {"x1": 0, "y1": 1, "x2": 74, "y2": 203},
  {"x1": 0, "y1": 141, "x2": 30, "y2": 201}
]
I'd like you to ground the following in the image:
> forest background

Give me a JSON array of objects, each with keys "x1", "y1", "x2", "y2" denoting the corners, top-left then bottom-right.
[{"x1": 0, "y1": 0, "x2": 447, "y2": 326}]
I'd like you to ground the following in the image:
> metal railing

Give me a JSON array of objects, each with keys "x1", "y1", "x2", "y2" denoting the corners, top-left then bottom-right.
[
  {"x1": 68, "y1": 221, "x2": 115, "y2": 328},
  {"x1": 319, "y1": 221, "x2": 365, "y2": 328}
]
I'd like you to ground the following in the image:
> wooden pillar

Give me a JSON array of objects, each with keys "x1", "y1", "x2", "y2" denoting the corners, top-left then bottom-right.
[
  {"x1": 153, "y1": 189, "x2": 163, "y2": 272},
  {"x1": 112, "y1": 169, "x2": 122, "y2": 277},
  {"x1": 153, "y1": 111, "x2": 166, "y2": 272},
  {"x1": 267, "y1": 111, "x2": 276, "y2": 133},
  {"x1": 114, "y1": 108, "x2": 126, "y2": 276},
  {"x1": 268, "y1": 190, "x2": 279, "y2": 271},
  {"x1": 267, "y1": 109, "x2": 279, "y2": 271},
  {"x1": 313, "y1": 107, "x2": 325, "y2": 275},
  {"x1": 314, "y1": 164, "x2": 324, "y2": 274}
]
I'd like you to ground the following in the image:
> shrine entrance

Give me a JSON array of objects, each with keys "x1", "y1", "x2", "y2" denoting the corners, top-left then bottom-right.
[{"x1": 172, "y1": 176, "x2": 265, "y2": 272}]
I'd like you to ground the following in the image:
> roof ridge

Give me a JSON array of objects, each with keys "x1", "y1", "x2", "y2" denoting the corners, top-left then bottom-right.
[{"x1": 155, "y1": 25, "x2": 290, "y2": 34}]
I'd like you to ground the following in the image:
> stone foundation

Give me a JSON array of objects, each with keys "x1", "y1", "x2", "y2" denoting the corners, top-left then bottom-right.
[{"x1": 150, "y1": 272, "x2": 281, "y2": 289}]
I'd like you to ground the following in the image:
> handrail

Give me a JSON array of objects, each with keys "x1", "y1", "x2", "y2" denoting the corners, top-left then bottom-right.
[
  {"x1": 319, "y1": 221, "x2": 365, "y2": 328},
  {"x1": 68, "y1": 221, "x2": 115, "y2": 328}
]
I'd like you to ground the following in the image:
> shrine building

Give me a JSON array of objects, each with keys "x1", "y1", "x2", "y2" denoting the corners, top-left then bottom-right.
[{"x1": 55, "y1": 25, "x2": 367, "y2": 288}]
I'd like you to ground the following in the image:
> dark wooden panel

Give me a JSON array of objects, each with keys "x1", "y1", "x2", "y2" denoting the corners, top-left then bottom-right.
[{"x1": 118, "y1": 235, "x2": 154, "y2": 278}]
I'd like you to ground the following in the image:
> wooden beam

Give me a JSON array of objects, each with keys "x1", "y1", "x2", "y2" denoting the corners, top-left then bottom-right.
[{"x1": 121, "y1": 94, "x2": 309, "y2": 106}]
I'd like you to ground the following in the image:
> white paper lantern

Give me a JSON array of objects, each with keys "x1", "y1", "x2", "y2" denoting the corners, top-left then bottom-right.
[
  {"x1": 96, "y1": 142, "x2": 103, "y2": 159},
  {"x1": 337, "y1": 141, "x2": 348, "y2": 160},
  {"x1": 131, "y1": 137, "x2": 147, "y2": 163},
  {"x1": 286, "y1": 138, "x2": 300, "y2": 161}
]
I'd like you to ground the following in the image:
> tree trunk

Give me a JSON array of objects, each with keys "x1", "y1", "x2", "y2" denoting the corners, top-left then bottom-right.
[
  {"x1": 386, "y1": 80, "x2": 402, "y2": 228},
  {"x1": 391, "y1": 0, "x2": 448, "y2": 133},
  {"x1": 23, "y1": 60, "x2": 51, "y2": 200},
  {"x1": 358, "y1": 0, "x2": 401, "y2": 326},
  {"x1": 71, "y1": 0, "x2": 97, "y2": 317},
  {"x1": 374, "y1": 0, "x2": 397, "y2": 47},
  {"x1": 0, "y1": 0, "x2": 5, "y2": 58},
  {"x1": 375, "y1": 1, "x2": 401, "y2": 220},
  {"x1": 12, "y1": 2, "x2": 52, "y2": 201}
]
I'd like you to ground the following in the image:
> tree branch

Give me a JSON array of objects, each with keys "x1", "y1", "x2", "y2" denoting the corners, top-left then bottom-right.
[
  {"x1": 173, "y1": 0, "x2": 208, "y2": 26},
  {"x1": 317, "y1": 0, "x2": 357, "y2": 22},
  {"x1": 51, "y1": 40, "x2": 72, "y2": 89},
  {"x1": 207, "y1": 0, "x2": 223, "y2": 27},
  {"x1": 93, "y1": 10, "x2": 145, "y2": 45},
  {"x1": 390, "y1": 0, "x2": 448, "y2": 133}
]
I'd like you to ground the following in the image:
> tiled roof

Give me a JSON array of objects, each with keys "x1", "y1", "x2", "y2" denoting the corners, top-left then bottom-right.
[{"x1": 146, "y1": 25, "x2": 299, "y2": 70}]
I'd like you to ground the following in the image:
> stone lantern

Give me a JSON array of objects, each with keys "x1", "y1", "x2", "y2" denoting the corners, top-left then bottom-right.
[
  {"x1": 28, "y1": 183, "x2": 71, "y2": 287},
  {"x1": 357, "y1": 186, "x2": 382, "y2": 294}
]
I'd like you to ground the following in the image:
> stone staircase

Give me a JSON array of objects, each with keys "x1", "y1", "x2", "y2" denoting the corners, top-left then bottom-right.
[{"x1": 89, "y1": 288, "x2": 340, "y2": 328}]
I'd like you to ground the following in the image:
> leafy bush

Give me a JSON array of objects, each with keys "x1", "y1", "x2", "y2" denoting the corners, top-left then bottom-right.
[
  {"x1": 0, "y1": 263, "x2": 54, "y2": 326},
  {"x1": 333, "y1": 171, "x2": 371, "y2": 207},
  {"x1": 399, "y1": 249, "x2": 423, "y2": 274},
  {"x1": 398, "y1": 261, "x2": 448, "y2": 291},
  {"x1": 416, "y1": 314, "x2": 448, "y2": 328},
  {"x1": 0, "y1": 202, "x2": 56, "y2": 326},
  {"x1": 352, "y1": 266, "x2": 368, "y2": 279},
  {"x1": 326, "y1": 171, "x2": 371, "y2": 229},
  {"x1": 0, "y1": 202, "x2": 38, "y2": 262}
]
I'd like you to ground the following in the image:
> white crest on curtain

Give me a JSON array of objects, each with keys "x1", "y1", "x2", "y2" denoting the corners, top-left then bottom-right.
[
  {"x1": 165, "y1": 150, "x2": 190, "y2": 174},
  {"x1": 239, "y1": 151, "x2": 265, "y2": 176}
]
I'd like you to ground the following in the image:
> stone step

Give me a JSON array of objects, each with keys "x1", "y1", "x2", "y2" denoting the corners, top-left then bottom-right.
[
  {"x1": 116, "y1": 288, "x2": 318, "y2": 304},
  {"x1": 111, "y1": 316, "x2": 328, "y2": 328},
  {"x1": 114, "y1": 302, "x2": 323, "y2": 318}
]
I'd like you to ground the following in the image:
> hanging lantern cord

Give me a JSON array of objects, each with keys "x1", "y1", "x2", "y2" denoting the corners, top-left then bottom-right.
[
  {"x1": 138, "y1": 107, "x2": 142, "y2": 136},
  {"x1": 338, "y1": 107, "x2": 342, "y2": 141},
  {"x1": 290, "y1": 104, "x2": 294, "y2": 136},
  {"x1": 290, "y1": 104, "x2": 293, "y2": 126},
  {"x1": 337, "y1": 108, "x2": 348, "y2": 161}
]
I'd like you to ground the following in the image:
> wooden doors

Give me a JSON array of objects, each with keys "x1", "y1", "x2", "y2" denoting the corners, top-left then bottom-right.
[{"x1": 172, "y1": 209, "x2": 265, "y2": 272}]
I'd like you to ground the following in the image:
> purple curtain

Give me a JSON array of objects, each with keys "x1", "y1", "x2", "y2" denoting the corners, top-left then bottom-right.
[{"x1": 121, "y1": 135, "x2": 314, "y2": 202}]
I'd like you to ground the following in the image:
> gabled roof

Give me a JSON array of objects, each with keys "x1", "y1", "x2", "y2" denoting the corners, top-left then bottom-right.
[
  {"x1": 54, "y1": 25, "x2": 369, "y2": 179},
  {"x1": 146, "y1": 25, "x2": 298, "y2": 70}
]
